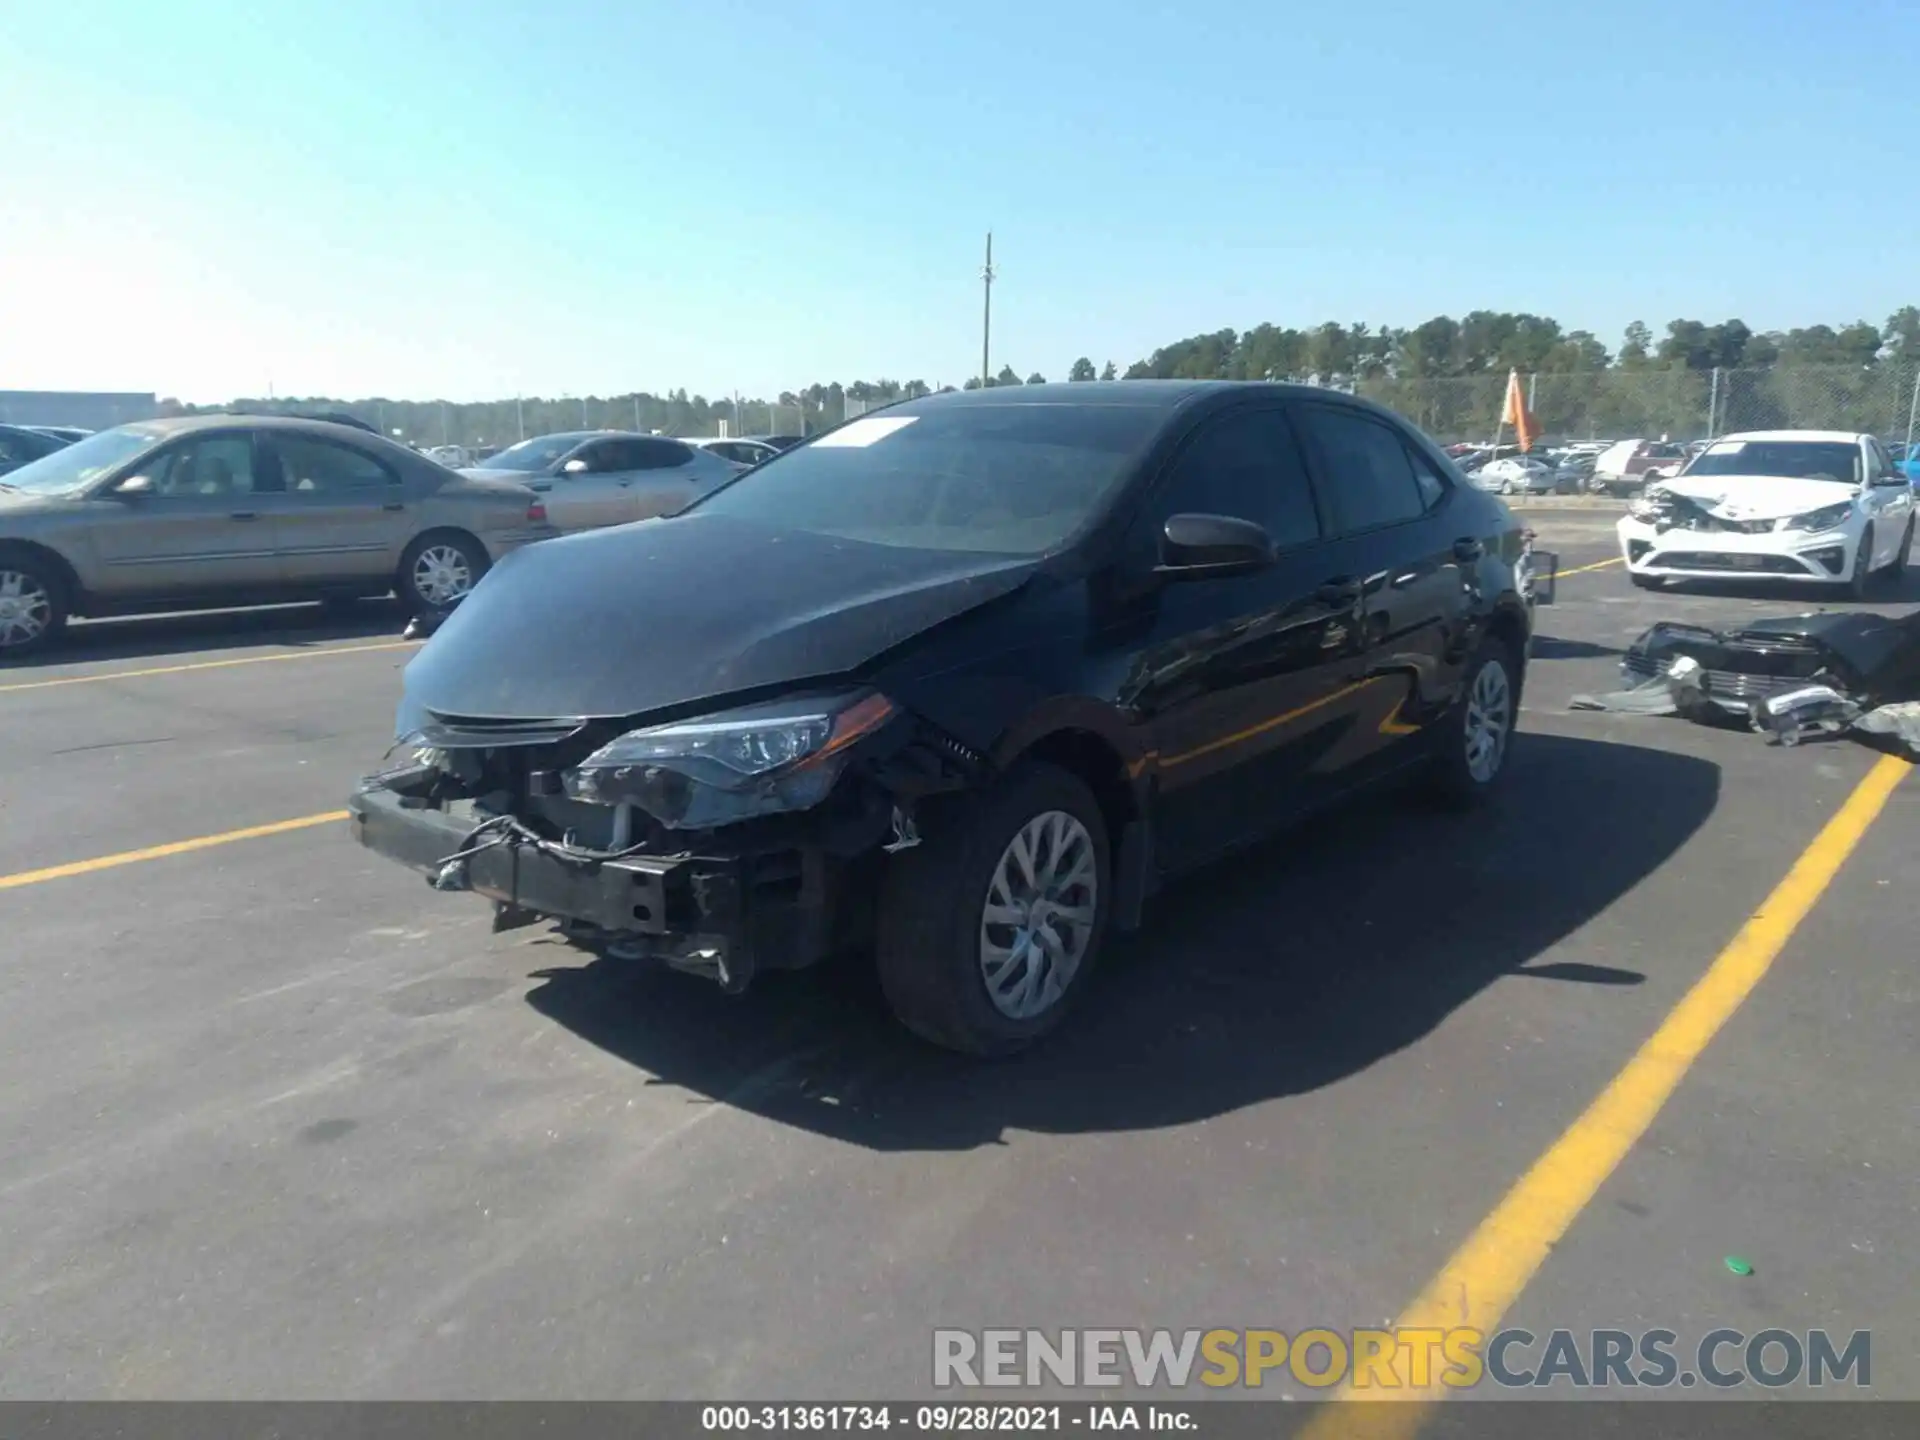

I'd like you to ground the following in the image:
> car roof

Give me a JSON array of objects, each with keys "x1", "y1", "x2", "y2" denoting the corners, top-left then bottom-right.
[
  {"x1": 117, "y1": 413, "x2": 395, "y2": 440},
  {"x1": 885, "y1": 379, "x2": 1400, "y2": 420},
  {"x1": 502, "y1": 429, "x2": 655, "y2": 446},
  {"x1": 1712, "y1": 429, "x2": 1868, "y2": 445},
  {"x1": 893, "y1": 380, "x2": 1230, "y2": 411}
]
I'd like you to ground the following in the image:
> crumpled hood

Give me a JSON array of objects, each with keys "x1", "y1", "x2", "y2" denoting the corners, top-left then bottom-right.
[
  {"x1": 400, "y1": 512, "x2": 1041, "y2": 721},
  {"x1": 1651, "y1": 473, "x2": 1857, "y2": 520}
]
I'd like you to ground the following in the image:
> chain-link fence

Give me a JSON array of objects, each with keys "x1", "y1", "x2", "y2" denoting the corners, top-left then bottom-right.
[{"x1": 1359, "y1": 363, "x2": 1920, "y2": 449}]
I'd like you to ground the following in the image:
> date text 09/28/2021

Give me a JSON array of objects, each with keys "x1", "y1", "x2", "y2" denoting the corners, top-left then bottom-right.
[{"x1": 701, "y1": 1406, "x2": 1191, "y2": 1432}]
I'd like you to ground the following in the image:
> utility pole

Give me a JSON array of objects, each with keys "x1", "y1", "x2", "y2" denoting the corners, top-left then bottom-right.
[
  {"x1": 633, "y1": 394, "x2": 642, "y2": 432},
  {"x1": 516, "y1": 395, "x2": 525, "y2": 441},
  {"x1": 581, "y1": 396, "x2": 590, "y2": 429},
  {"x1": 980, "y1": 231, "x2": 995, "y2": 388}
]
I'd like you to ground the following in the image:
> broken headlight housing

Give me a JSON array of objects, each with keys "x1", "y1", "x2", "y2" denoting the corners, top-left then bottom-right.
[
  {"x1": 564, "y1": 690, "x2": 898, "y2": 829},
  {"x1": 1782, "y1": 501, "x2": 1854, "y2": 534},
  {"x1": 1627, "y1": 491, "x2": 1666, "y2": 521}
]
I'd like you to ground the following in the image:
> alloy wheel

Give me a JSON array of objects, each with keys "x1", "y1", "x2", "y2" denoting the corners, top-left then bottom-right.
[
  {"x1": 978, "y1": 810, "x2": 1098, "y2": 1021},
  {"x1": 0, "y1": 570, "x2": 53, "y2": 650},
  {"x1": 1464, "y1": 658, "x2": 1512, "y2": 784},
  {"x1": 411, "y1": 545, "x2": 474, "y2": 608}
]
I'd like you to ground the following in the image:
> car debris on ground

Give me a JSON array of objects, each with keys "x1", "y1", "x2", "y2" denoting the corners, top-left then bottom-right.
[{"x1": 1570, "y1": 608, "x2": 1920, "y2": 755}]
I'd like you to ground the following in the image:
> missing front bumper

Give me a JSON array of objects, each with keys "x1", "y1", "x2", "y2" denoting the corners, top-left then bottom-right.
[{"x1": 347, "y1": 787, "x2": 844, "y2": 989}]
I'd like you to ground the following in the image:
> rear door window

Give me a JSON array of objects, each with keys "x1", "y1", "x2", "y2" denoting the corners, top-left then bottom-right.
[
  {"x1": 274, "y1": 436, "x2": 399, "y2": 492},
  {"x1": 632, "y1": 438, "x2": 696, "y2": 470}
]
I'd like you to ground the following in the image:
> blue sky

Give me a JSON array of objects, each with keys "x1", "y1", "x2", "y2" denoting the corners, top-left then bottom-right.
[{"x1": 3, "y1": 0, "x2": 1914, "y2": 404}]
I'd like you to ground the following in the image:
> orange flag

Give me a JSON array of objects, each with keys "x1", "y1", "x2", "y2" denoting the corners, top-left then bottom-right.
[{"x1": 1501, "y1": 368, "x2": 1535, "y2": 453}]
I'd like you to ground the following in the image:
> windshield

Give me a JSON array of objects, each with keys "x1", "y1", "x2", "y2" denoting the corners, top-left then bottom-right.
[
  {"x1": 0, "y1": 425, "x2": 162, "y2": 495},
  {"x1": 476, "y1": 434, "x2": 583, "y2": 472},
  {"x1": 688, "y1": 404, "x2": 1162, "y2": 554},
  {"x1": 1683, "y1": 440, "x2": 1862, "y2": 485}
]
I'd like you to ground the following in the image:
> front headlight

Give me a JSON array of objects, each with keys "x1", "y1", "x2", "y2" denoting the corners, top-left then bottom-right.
[
  {"x1": 565, "y1": 690, "x2": 898, "y2": 829},
  {"x1": 1628, "y1": 493, "x2": 1662, "y2": 520},
  {"x1": 1783, "y1": 502, "x2": 1854, "y2": 533}
]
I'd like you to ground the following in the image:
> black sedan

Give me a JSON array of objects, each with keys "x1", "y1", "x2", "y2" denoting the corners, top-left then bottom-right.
[
  {"x1": 350, "y1": 382, "x2": 1534, "y2": 1054},
  {"x1": 0, "y1": 424, "x2": 69, "y2": 477}
]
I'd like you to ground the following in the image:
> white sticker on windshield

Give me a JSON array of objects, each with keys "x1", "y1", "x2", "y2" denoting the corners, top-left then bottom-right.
[{"x1": 812, "y1": 416, "x2": 919, "y2": 448}]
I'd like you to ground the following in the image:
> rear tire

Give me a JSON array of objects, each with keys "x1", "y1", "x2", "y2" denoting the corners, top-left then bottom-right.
[
  {"x1": 1424, "y1": 637, "x2": 1519, "y2": 809},
  {"x1": 875, "y1": 762, "x2": 1112, "y2": 1057},
  {"x1": 0, "y1": 548, "x2": 70, "y2": 662},
  {"x1": 398, "y1": 532, "x2": 490, "y2": 617}
]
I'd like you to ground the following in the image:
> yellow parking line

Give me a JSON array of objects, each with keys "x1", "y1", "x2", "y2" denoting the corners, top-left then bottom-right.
[
  {"x1": 1556, "y1": 556, "x2": 1624, "y2": 577},
  {"x1": 0, "y1": 640, "x2": 419, "y2": 695},
  {"x1": 1300, "y1": 750, "x2": 1910, "y2": 1438},
  {"x1": 0, "y1": 811, "x2": 349, "y2": 892}
]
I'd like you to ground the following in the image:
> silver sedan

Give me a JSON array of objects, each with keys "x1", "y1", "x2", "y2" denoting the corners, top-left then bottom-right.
[
  {"x1": 462, "y1": 431, "x2": 740, "y2": 531},
  {"x1": 0, "y1": 415, "x2": 557, "y2": 659}
]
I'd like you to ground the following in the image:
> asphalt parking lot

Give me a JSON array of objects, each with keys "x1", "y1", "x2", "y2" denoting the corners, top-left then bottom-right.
[{"x1": 1, "y1": 511, "x2": 1915, "y2": 1412}]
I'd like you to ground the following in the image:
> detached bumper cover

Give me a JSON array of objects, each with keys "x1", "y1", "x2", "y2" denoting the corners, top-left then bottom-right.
[{"x1": 1619, "y1": 613, "x2": 1920, "y2": 713}]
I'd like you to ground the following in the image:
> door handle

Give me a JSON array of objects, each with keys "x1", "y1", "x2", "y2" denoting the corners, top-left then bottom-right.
[
  {"x1": 383, "y1": 502, "x2": 405, "y2": 512},
  {"x1": 230, "y1": 510, "x2": 257, "y2": 521},
  {"x1": 528, "y1": 482, "x2": 552, "y2": 493},
  {"x1": 1452, "y1": 536, "x2": 1485, "y2": 562},
  {"x1": 1317, "y1": 578, "x2": 1361, "y2": 605}
]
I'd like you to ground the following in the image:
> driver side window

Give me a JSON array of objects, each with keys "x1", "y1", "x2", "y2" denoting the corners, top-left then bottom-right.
[
  {"x1": 1869, "y1": 439, "x2": 1903, "y2": 484},
  {"x1": 144, "y1": 435, "x2": 261, "y2": 498},
  {"x1": 565, "y1": 441, "x2": 619, "y2": 475},
  {"x1": 1134, "y1": 407, "x2": 1322, "y2": 556}
]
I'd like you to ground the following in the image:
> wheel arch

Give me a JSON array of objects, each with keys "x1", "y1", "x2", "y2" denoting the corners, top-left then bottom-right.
[
  {"x1": 987, "y1": 701, "x2": 1147, "y2": 839},
  {"x1": 0, "y1": 539, "x2": 85, "y2": 614},
  {"x1": 1484, "y1": 598, "x2": 1531, "y2": 704},
  {"x1": 402, "y1": 524, "x2": 488, "y2": 562}
]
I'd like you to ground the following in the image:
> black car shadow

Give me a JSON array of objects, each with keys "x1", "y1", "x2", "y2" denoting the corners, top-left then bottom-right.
[
  {"x1": 525, "y1": 733, "x2": 1719, "y2": 1152},
  {"x1": 1530, "y1": 635, "x2": 1626, "y2": 660},
  {"x1": 49, "y1": 598, "x2": 413, "y2": 666}
]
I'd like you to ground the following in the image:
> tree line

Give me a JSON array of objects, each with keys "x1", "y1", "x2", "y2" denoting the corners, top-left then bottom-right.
[{"x1": 159, "y1": 308, "x2": 1920, "y2": 447}]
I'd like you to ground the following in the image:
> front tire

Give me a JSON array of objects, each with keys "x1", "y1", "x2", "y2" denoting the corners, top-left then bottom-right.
[
  {"x1": 0, "y1": 550, "x2": 70, "y2": 662},
  {"x1": 398, "y1": 532, "x2": 489, "y2": 617},
  {"x1": 1629, "y1": 572, "x2": 1661, "y2": 589},
  {"x1": 1425, "y1": 638, "x2": 1519, "y2": 808},
  {"x1": 876, "y1": 762, "x2": 1112, "y2": 1057},
  {"x1": 1886, "y1": 517, "x2": 1913, "y2": 579},
  {"x1": 1844, "y1": 525, "x2": 1874, "y2": 599}
]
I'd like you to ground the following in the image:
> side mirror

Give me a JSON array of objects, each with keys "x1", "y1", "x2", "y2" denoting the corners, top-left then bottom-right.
[
  {"x1": 1155, "y1": 513, "x2": 1275, "y2": 580},
  {"x1": 561, "y1": 458, "x2": 590, "y2": 475},
  {"x1": 115, "y1": 474, "x2": 154, "y2": 497}
]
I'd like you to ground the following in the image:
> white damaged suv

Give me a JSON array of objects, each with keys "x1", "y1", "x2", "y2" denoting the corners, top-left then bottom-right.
[{"x1": 1617, "y1": 430, "x2": 1915, "y2": 597}]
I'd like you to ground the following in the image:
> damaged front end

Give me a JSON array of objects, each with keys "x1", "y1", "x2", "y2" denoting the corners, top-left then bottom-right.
[
  {"x1": 1575, "y1": 608, "x2": 1920, "y2": 750},
  {"x1": 1619, "y1": 611, "x2": 1920, "y2": 715},
  {"x1": 347, "y1": 690, "x2": 985, "y2": 992}
]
